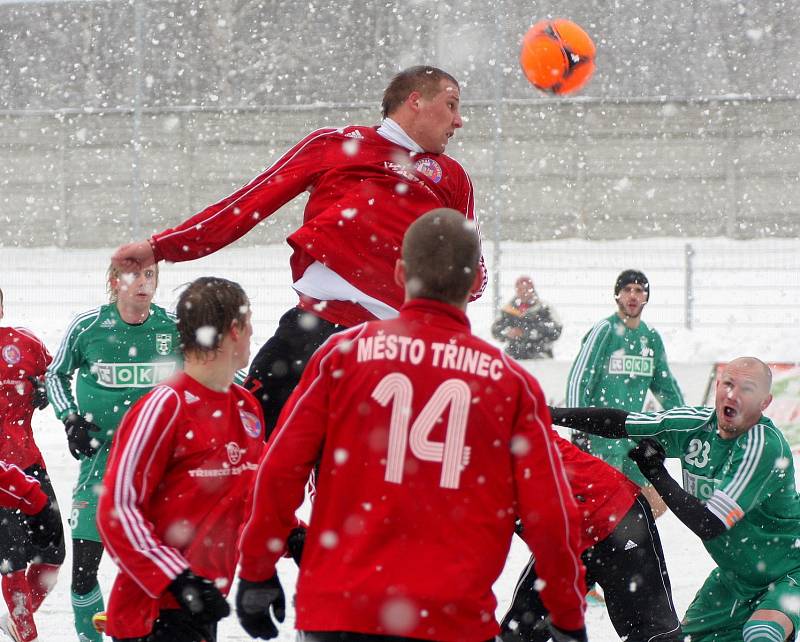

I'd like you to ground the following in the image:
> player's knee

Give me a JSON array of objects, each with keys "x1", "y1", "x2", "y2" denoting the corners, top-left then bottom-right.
[
  {"x1": 71, "y1": 540, "x2": 103, "y2": 594},
  {"x1": 742, "y1": 619, "x2": 788, "y2": 642},
  {"x1": 71, "y1": 572, "x2": 99, "y2": 595}
]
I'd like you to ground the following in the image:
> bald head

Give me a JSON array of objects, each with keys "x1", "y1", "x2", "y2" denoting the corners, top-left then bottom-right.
[
  {"x1": 400, "y1": 208, "x2": 481, "y2": 306},
  {"x1": 715, "y1": 356, "x2": 773, "y2": 439},
  {"x1": 723, "y1": 357, "x2": 772, "y2": 391}
]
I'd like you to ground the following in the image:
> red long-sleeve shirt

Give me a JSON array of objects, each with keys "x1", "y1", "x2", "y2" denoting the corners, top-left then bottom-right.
[
  {"x1": 239, "y1": 299, "x2": 585, "y2": 640},
  {"x1": 0, "y1": 326, "x2": 51, "y2": 469},
  {"x1": 0, "y1": 460, "x2": 48, "y2": 515},
  {"x1": 97, "y1": 373, "x2": 265, "y2": 638},
  {"x1": 150, "y1": 126, "x2": 486, "y2": 327}
]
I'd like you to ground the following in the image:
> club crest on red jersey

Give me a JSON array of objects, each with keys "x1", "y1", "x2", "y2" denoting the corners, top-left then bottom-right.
[
  {"x1": 226, "y1": 441, "x2": 244, "y2": 465},
  {"x1": 2, "y1": 344, "x2": 21, "y2": 366},
  {"x1": 414, "y1": 157, "x2": 443, "y2": 183},
  {"x1": 239, "y1": 409, "x2": 262, "y2": 439}
]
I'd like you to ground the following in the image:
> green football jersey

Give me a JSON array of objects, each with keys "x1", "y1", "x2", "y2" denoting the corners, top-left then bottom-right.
[
  {"x1": 566, "y1": 313, "x2": 683, "y2": 410},
  {"x1": 627, "y1": 406, "x2": 800, "y2": 596},
  {"x1": 46, "y1": 303, "x2": 182, "y2": 442}
]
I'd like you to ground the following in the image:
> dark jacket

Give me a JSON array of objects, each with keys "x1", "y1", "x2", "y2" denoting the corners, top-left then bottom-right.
[{"x1": 491, "y1": 297, "x2": 562, "y2": 359}]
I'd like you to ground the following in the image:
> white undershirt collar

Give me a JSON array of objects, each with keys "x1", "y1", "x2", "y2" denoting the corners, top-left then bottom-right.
[{"x1": 377, "y1": 118, "x2": 425, "y2": 154}]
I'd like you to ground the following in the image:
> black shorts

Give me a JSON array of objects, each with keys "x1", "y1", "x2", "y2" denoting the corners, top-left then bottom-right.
[
  {"x1": 0, "y1": 464, "x2": 65, "y2": 572},
  {"x1": 501, "y1": 495, "x2": 682, "y2": 642},
  {"x1": 245, "y1": 306, "x2": 345, "y2": 440},
  {"x1": 112, "y1": 609, "x2": 216, "y2": 642}
]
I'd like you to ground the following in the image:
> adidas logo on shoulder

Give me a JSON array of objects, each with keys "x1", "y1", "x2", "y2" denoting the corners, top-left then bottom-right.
[
  {"x1": 184, "y1": 390, "x2": 200, "y2": 404},
  {"x1": 100, "y1": 318, "x2": 116, "y2": 329},
  {"x1": 345, "y1": 130, "x2": 364, "y2": 139},
  {"x1": 624, "y1": 539, "x2": 638, "y2": 551}
]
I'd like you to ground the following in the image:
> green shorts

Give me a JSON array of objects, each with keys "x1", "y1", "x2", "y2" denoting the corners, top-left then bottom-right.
[
  {"x1": 586, "y1": 434, "x2": 649, "y2": 488},
  {"x1": 683, "y1": 567, "x2": 800, "y2": 642},
  {"x1": 69, "y1": 441, "x2": 111, "y2": 542}
]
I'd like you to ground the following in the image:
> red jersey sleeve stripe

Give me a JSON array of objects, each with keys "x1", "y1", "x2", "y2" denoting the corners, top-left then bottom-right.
[
  {"x1": 155, "y1": 127, "x2": 340, "y2": 245},
  {"x1": 503, "y1": 354, "x2": 586, "y2": 608},
  {"x1": 112, "y1": 387, "x2": 187, "y2": 580}
]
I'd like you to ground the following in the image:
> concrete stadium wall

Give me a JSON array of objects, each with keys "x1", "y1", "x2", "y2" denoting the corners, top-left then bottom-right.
[{"x1": 2, "y1": 97, "x2": 799, "y2": 247}]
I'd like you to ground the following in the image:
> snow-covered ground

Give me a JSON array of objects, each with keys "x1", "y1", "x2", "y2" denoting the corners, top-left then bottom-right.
[{"x1": 4, "y1": 242, "x2": 795, "y2": 640}]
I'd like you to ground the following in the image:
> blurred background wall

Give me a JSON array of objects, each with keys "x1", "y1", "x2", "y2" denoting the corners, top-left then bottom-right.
[{"x1": 1, "y1": 0, "x2": 799, "y2": 247}]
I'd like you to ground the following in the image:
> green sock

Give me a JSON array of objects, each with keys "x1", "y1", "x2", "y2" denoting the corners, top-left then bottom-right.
[
  {"x1": 743, "y1": 619, "x2": 787, "y2": 642},
  {"x1": 71, "y1": 585, "x2": 104, "y2": 642}
]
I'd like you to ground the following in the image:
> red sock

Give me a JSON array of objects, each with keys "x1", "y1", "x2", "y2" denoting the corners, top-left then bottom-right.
[
  {"x1": 1, "y1": 570, "x2": 37, "y2": 642},
  {"x1": 25, "y1": 564, "x2": 60, "y2": 613}
]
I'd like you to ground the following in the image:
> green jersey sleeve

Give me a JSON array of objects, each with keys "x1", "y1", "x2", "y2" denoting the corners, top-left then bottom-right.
[
  {"x1": 625, "y1": 406, "x2": 714, "y2": 457},
  {"x1": 648, "y1": 331, "x2": 684, "y2": 410},
  {"x1": 705, "y1": 423, "x2": 787, "y2": 529},
  {"x1": 566, "y1": 319, "x2": 612, "y2": 406},
  {"x1": 45, "y1": 308, "x2": 101, "y2": 421}
]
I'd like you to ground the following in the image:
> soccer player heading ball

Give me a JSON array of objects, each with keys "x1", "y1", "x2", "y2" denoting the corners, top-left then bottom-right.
[{"x1": 111, "y1": 65, "x2": 486, "y2": 442}]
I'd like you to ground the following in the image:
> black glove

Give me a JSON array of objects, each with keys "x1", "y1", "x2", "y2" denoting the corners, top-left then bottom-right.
[
  {"x1": 236, "y1": 575, "x2": 285, "y2": 639},
  {"x1": 547, "y1": 618, "x2": 588, "y2": 642},
  {"x1": 28, "y1": 377, "x2": 49, "y2": 410},
  {"x1": 64, "y1": 414, "x2": 102, "y2": 460},
  {"x1": 27, "y1": 500, "x2": 62, "y2": 549},
  {"x1": 168, "y1": 569, "x2": 230, "y2": 624},
  {"x1": 286, "y1": 526, "x2": 306, "y2": 565},
  {"x1": 628, "y1": 437, "x2": 667, "y2": 480}
]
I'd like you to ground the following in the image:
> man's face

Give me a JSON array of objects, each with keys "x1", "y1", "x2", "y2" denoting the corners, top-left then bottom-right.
[
  {"x1": 114, "y1": 268, "x2": 157, "y2": 310},
  {"x1": 414, "y1": 80, "x2": 463, "y2": 154},
  {"x1": 715, "y1": 359, "x2": 772, "y2": 440},
  {"x1": 615, "y1": 283, "x2": 647, "y2": 319},
  {"x1": 515, "y1": 278, "x2": 535, "y2": 302}
]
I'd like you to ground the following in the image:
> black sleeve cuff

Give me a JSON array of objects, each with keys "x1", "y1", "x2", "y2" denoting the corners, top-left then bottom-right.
[{"x1": 548, "y1": 407, "x2": 629, "y2": 438}]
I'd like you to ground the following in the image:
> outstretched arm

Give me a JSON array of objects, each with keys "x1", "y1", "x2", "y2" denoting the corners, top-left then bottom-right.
[
  {"x1": 628, "y1": 439, "x2": 726, "y2": 540},
  {"x1": 549, "y1": 406, "x2": 629, "y2": 438}
]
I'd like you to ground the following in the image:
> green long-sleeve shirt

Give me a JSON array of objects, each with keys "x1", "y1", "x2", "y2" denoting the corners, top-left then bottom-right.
[{"x1": 46, "y1": 303, "x2": 182, "y2": 442}]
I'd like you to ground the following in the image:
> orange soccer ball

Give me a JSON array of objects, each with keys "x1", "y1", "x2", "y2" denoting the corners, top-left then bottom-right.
[{"x1": 520, "y1": 19, "x2": 596, "y2": 95}]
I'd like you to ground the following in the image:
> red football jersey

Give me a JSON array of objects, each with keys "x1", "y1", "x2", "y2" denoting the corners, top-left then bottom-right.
[
  {"x1": 239, "y1": 299, "x2": 585, "y2": 640},
  {"x1": 0, "y1": 326, "x2": 51, "y2": 469},
  {"x1": 150, "y1": 126, "x2": 486, "y2": 326},
  {"x1": 97, "y1": 372, "x2": 265, "y2": 638},
  {"x1": 552, "y1": 433, "x2": 639, "y2": 551},
  {"x1": 0, "y1": 460, "x2": 48, "y2": 515}
]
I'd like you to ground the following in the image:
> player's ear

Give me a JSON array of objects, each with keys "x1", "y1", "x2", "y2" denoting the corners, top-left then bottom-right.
[
  {"x1": 406, "y1": 90, "x2": 422, "y2": 111},
  {"x1": 470, "y1": 263, "x2": 483, "y2": 292},
  {"x1": 228, "y1": 319, "x2": 241, "y2": 342},
  {"x1": 761, "y1": 393, "x2": 773, "y2": 412},
  {"x1": 394, "y1": 259, "x2": 406, "y2": 288}
]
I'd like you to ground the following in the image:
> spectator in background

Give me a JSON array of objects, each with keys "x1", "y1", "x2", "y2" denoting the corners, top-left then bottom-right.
[{"x1": 491, "y1": 276, "x2": 562, "y2": 359}]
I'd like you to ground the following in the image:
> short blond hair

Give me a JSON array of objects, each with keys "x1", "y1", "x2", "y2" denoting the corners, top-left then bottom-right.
[{"x1": 106, "y1": 263, "x2": 159, "y2": 302}]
